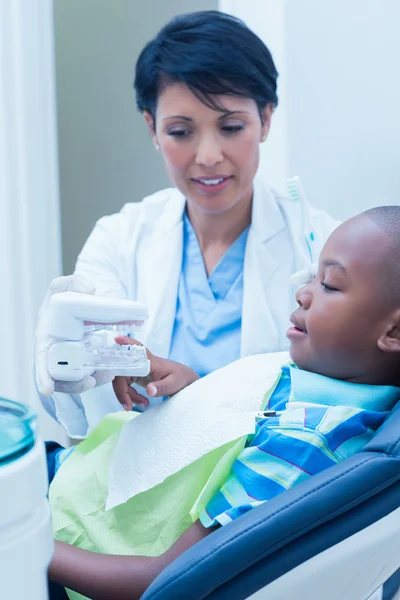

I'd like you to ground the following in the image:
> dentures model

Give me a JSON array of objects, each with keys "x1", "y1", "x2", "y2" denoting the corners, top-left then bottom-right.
[{"x1": 47, "y1": 292, "x2": 150, "y2": 381}]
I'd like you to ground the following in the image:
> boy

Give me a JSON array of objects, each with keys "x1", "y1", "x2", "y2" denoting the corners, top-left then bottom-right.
[{"x1": 48, "y1": 206, "x2": 400, "y2": 600}]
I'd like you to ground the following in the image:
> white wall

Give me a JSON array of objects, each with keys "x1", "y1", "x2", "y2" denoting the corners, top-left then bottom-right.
[
  {"x1": 286, "y1": 0, "x2": 400, "y2": 219},
  {"x1": 220, "y1": 0, "x2": 400, "y2": 219}
]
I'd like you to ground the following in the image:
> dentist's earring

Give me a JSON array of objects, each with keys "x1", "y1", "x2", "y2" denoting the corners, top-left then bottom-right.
[
  {"x1": 156, "y1": 144, "x2": 160, "y2": 152},
  {"x1": 261, "y1": 134, "x2": 267, "y2": 142}
]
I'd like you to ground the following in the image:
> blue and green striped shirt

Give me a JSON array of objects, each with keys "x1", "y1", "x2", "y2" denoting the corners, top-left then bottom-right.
[{"x1": 200, "y1": 365, "x2": 400, "y2": 527}]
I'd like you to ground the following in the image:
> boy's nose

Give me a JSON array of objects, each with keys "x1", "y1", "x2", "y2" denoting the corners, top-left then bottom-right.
[{"x1": 295, "y1": 285, "x2": 312, "y2": 309}]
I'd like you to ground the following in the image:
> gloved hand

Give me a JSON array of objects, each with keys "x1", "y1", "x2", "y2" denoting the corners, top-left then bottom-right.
[
  {"x1": 289, "y1": 262, "x2": 318, "y2": 287},
  {"x1": 35, "y1": 274, "x2": 115, "y2": 397},
  {"x1": 112, "y1": 335, "x2": 200, "y2": 410}
]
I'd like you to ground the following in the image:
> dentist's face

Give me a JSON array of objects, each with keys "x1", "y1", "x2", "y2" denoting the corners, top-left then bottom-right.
[{"x1": 144, "y1": 83, "x2": 272, "y2": 215}]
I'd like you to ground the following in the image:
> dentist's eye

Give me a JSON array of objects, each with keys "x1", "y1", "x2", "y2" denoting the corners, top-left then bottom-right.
[
  {"x1": 320, "y1": 281, "x2": 338, "y2": 292},
  {"x1": 168, "y1": 129, "x2": 192, "y2": 138},
  {"x1": 221, "y1": 125, "x2": 244, "y2": 134}
]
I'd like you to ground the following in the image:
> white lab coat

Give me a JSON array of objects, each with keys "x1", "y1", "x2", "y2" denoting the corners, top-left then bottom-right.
[{"x1": 42, "y1": 178, "x2": 340, "y2": 437}]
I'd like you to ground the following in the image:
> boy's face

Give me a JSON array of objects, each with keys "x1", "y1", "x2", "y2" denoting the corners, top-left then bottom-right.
[{"x1": 288, "y1": 215, "x2": 397, "y2": 382}]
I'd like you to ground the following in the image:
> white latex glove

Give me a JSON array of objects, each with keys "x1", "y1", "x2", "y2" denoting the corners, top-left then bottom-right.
[
  {"x1": 289, "y1": 262, "x2": 318, "y2": 287},
  {"x1": 35, "y1": 274, "x2": 115, "y2": 397}
]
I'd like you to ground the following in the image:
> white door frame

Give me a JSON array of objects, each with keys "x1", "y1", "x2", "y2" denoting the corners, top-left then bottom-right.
[{"x1": 0, "y1": 0, "x2": 67, "y2": 442}]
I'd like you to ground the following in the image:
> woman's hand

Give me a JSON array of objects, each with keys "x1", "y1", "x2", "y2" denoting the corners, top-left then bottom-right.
[{"x1": 112, "y1": 336, "x2": 200, "y2": 410}]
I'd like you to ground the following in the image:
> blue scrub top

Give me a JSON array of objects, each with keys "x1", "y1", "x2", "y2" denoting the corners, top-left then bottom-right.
[{"x1": 168, "y1": 211, "x2": 249, "y2": 378}]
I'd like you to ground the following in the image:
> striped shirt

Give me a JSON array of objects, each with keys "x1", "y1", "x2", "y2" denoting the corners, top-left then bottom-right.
[{"x1": 200, "y1": 365, "x2": 400, "y2": 527}]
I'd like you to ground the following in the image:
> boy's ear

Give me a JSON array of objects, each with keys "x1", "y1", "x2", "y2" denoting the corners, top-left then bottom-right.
[{"x1": 377, "y1": 310, "x2": 400, "y2": 353}]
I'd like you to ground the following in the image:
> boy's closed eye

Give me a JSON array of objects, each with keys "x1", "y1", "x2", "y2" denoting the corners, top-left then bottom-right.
[{"x1": 320, "y1": 281, "x2": 339, "y2": 292}]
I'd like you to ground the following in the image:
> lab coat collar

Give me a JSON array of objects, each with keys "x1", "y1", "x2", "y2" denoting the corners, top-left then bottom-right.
[
  {"x1": 159, "y1": 188, "x2": 186, "y2": 231},
  {"x1": 133, "y1": 189, "x2": 185, "y2": 358},
  {"x1": 251, "y1": 178, "x2": 287, "y2": 243},
  {"x1": 137, "y1": 219, "x2": 183, "y2": 358},
  {"x1": 241, "y1": 228, "x2": 280, "y2": 356},
  {"x1": 240, "y1": 179, "x2": 287, "y2": 356},
  {"x1": 157, "y1": 180, "x2": 286, "y2": 241}
]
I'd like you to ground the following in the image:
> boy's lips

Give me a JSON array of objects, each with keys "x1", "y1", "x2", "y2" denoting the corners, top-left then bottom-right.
[{"x1": 286, "y1": 314, "x2": 308, "y2": 340}]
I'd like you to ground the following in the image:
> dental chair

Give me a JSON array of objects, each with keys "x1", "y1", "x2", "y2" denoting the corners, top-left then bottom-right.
[
  {"x1": 140, "y1": 401, "x2": 400, "y2": 600},
  {"x1": 48, "y1": 401, "x2": 400, "y2": 600}
]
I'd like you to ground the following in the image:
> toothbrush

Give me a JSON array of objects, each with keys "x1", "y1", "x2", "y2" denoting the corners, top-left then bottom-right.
[{"x1": 287, "y1": 176, "x2": 315, "y2": 263}]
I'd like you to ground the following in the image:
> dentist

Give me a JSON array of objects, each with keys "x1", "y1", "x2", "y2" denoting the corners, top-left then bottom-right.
[{"x1": 36, "y1": 10, "x2": 338, "y2": 438}]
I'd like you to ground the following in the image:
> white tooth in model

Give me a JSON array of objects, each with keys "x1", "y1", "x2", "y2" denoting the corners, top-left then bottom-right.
[{"x1": 47, "y1": 292, "x2": 150, "y2": 382}]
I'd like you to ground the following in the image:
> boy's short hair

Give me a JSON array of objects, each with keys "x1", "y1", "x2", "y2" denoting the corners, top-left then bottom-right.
[
  {"x1": 134, "y1": 10, "x2": 278, "y2": 121},
  {"x1": 364, "y1": 205, "x2": 400, "y2": 307},
  {"x1": 365, "y1": 205, "x2": 400, "y2": 243}
]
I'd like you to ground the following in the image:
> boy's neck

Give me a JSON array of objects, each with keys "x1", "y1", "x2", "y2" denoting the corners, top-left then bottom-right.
[{"x1": 325, "y1": 366, "x2": 400, "y2": 388}]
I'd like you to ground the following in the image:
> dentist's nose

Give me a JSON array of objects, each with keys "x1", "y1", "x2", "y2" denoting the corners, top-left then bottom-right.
[{"x1": 195, "y1": 134, "x2": 223, "y2": 167}]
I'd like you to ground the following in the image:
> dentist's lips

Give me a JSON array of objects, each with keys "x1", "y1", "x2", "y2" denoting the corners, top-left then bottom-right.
[
  {"x1": 286, "y1": 314, "x2": 308, "y2": 340},
  {"x1": 191, "y1": 175, "x2": 232, "y2": 194}
]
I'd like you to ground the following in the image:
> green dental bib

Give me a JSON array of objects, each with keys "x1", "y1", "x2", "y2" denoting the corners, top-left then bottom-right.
[{"x1": 50, "y1": 412, "x2": 246, "y2": 600}]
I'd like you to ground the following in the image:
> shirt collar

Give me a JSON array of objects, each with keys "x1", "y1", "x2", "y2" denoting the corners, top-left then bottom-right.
[
  {"x1": 251, "y1": 178, "x2": 286, "y2": 242},
  {"x1": 289, "y1": 365, "x2": 400, "y2": 412}
]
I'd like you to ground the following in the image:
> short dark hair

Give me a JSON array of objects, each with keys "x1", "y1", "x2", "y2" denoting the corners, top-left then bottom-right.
[
  {"x1": 364, "y1": 205, "x2": 400, "y2": 244},
  {"x1": 363, "y1": 205, "x2": 400, "y2": 307},
  {"x1": 134, "y1": 10, "x2": 278, "y2": 122}
]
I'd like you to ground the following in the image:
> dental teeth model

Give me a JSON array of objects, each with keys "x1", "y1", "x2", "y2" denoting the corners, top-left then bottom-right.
[{"x1": 47, "y1": 292, "x2": 150, "y2": 381}]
